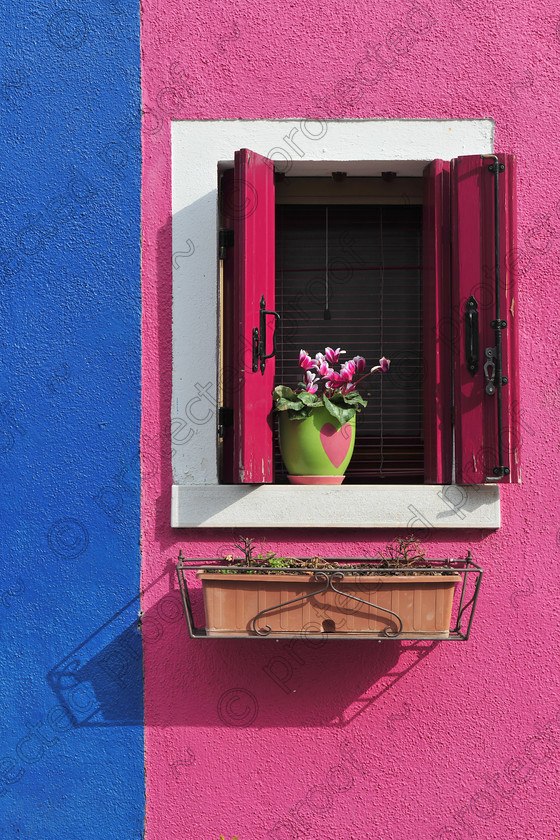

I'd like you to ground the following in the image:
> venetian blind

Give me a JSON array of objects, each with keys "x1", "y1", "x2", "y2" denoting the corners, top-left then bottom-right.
[{"x1": 274, "y1": 203, "x2": 423, "y2": 483}]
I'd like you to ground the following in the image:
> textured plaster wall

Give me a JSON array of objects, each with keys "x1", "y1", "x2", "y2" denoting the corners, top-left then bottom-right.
[
  {"x1": 141, "y1": 2, "x2": 560, "y2": 839},
  {"x1": 0, "y1": 1, "x2": 143, "y2": 837}
]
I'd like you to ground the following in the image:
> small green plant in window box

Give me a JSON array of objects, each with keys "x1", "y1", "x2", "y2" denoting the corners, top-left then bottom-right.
[{"x1": 184, "y1": 537, "x2": 472, "y2": 640}]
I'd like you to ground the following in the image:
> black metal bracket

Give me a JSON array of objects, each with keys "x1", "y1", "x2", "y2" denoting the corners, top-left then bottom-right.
[
  {"x1": 176, "y1": 555, "x2": 483, "y2": 642},
  {"x1": 252, "y1": 295, "x2": 280, "y2": 374},
  {"x1": 491, "y1": 465, "x2": 510, "y2": 478},
  {"x1": 217, "y1": 406, "x2": 233, "y2": 438},
  {"x1": 218, "y1": 228, "x2": 234, "y2": 260}
]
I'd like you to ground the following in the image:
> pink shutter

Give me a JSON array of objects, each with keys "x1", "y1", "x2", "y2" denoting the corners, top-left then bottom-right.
[
  {"x1": 451, "y1": 154, "x2": 520, "y2": 484},
  {"x1": 423, "y1": 160, "x2": 452, "y2": 484},
  {"x1": 233, "y1": 149, "x2": 276, "y2": 483}
]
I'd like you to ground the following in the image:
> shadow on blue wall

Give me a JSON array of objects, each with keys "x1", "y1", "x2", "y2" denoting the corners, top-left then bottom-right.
[
  {"x1": 47, "y1": 601, "x2": 144, "y2": 727},
  {"x1": 46, "y1": 564, "x2": 174, "y2": 727}
]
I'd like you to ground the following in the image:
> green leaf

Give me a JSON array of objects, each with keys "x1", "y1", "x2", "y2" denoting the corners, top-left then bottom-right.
[
  {"x1": 287, "y1": 407, "x2": 313, "y2": 420},
  {"x1": 342, "y1": 391, "x2": 367, "y2": 408},
  {"x1": 275, "y1": 397, "x2": 304, "y2": 412},
  {"x1": 273, "y1": 385, "x2": 297, "y2": 401},
  {"x1": 339, "y1": 407, "x2": 357, "y2": 424},
  {"x1": 323, "y1": 394, "x2": 356, "y2": 425},
  {"x1": 297, "y1": 391, "x2": 320, "y2": 406}
]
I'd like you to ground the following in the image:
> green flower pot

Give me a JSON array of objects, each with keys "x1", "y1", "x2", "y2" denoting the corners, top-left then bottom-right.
[{"x1": 278, "y1": 407, "x2": 356, "y2": 484}]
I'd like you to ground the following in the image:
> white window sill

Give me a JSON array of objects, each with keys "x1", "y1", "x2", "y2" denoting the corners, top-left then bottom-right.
[{"x1": 171, "y1": 484, "x2": 500, "y2": 529}]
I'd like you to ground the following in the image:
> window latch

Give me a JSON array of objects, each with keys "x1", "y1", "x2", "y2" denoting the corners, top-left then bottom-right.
[
  {"x1": 252, "y1": 295, "x2": 280, "y2": 374},
  {"x1": 483, "y1": 346, "x2": 497, "y2": 395}
]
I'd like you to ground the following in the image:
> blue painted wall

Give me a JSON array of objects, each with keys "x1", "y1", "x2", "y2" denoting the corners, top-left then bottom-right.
[{"x1": 0, "y1": 1, "x2": 143, "y2": 837}]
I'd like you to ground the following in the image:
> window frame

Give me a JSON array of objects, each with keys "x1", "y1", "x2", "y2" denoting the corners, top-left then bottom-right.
[{"x1": 170, "y1": 118, "x2": 501, "y2": 528}]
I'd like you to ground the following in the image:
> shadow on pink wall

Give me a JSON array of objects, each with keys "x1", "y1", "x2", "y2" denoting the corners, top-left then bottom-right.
[
  {"x1": 142, "y1": 578, "x2": 439, "y2": 729},
  {"x1": 45, "y1": 555, "x2": 436, "y2": 731}
]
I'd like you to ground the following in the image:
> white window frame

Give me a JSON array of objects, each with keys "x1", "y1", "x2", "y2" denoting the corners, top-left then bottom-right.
[{"x1": 170, "y1": 118, "x2": 500, "y2": 528}]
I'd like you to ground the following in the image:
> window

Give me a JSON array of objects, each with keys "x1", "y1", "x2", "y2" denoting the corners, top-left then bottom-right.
[
  {"x1": 218, "y1": 148, "x2": 519, "y2": 488},
  {"x1": 170, "y1": 120, "x2": 506, "y2": 528}
]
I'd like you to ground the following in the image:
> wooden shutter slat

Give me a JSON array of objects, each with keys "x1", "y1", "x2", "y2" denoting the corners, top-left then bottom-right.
[{"x1": 423, "y1": 160, "x2": 452, "y2": 484}]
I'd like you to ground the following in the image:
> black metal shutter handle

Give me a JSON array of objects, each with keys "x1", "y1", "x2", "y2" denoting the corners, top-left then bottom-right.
[
  {"x1": 259, "y1": 295, "x2": 280, "y2": 374},
  {"x1": 465, "y1": 295, "x2": 479, "y2": 375}
]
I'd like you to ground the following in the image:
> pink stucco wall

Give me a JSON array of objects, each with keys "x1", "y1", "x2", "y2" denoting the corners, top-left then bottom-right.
[{"x1": 140, "y1": 1, "x2": 560, "y2": 837}]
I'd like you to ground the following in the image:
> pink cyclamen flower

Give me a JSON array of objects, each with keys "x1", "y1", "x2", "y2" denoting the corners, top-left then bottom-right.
[
  {"x1": 299, "y1": 349, "x2": 316, "y2": 371},
  {"x1": 327, "y1": 371, "x2": 343, "y2": 387},
  {"x1": 371, "y1": 356, "x2": 391, "y2": 374},
  {"x1": 304, "y1": 371, "x2": 319, "y2": 393},
  {"x1": 316, "y1": 360, "x2": 334, "y2": 378},
  {"x1": 324, "y1": 347, "x2": 346, "y2": 364},
  {"x1": 340, "y1": 360, "x2": 356, "y2": 381},
  {"x1": 352, "y1": 355, "x2": 366, "y2": 374}
]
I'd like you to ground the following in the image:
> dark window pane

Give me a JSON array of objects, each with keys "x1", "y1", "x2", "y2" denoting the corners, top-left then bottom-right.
[{"x1": 275, "y1": 203, "x2": 423, "y2": 483}]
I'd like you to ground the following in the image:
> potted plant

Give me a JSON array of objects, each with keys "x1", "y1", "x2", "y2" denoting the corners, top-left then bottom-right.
[
  {"x1": 186, "y1": 537, "x2": 465, "y2": 639},
  {"x1": 272, "y1": 347, "x2": 390, "y2": 484}
]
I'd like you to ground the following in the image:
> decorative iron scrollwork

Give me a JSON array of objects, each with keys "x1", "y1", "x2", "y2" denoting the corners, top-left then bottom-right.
[{"x1": 251, "y1": 570, "x2": 403, "y2": 638}]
